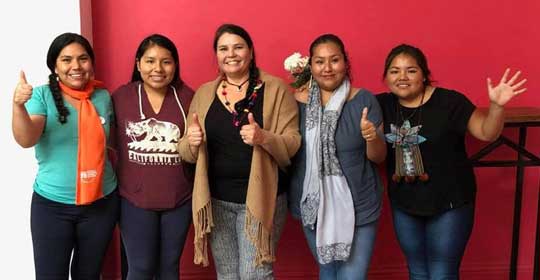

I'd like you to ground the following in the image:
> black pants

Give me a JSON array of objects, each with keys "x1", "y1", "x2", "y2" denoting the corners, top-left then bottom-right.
[
  {"x1": 31, "y1": 190, "x2": 119, "y2": 280},
  {"x1": 120, "y1": 197, "x2": 191, "y2": 280}
]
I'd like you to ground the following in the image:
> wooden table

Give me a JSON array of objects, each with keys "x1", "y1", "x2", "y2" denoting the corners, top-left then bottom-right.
[{"x1": 470, "y1": 107, "x2": 540, "y2": 280}]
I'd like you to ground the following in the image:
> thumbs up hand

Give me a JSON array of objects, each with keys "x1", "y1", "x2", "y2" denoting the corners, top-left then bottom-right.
[
  {"x1": 361, "y1": 107, "x2": 376, "y2": 142},
  {"x1": 13, "y1": 71, "x2": 33, "y2": 105},
  {"x1": 187, "y1": 113, "x2": 203, "y2": 147},
  {"x1": 240, "y1": 113, "x2": 264, "y2": 146}
]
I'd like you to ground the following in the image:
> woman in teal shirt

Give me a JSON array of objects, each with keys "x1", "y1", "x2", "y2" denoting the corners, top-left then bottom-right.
[{"x1": 11, "y1": 32, "x2": 118, "y2": 280}]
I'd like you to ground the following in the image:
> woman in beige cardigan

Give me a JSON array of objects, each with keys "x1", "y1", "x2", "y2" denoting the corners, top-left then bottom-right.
[{"x1": 178, "y1": 23, "x2": 300, "y2": 279}]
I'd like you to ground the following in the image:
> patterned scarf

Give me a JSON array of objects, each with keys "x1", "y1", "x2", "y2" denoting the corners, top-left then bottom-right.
[
  {"x1": 301, "y1": 79, "x2": 355, "y2": 264},
  {"x1": 59, "y1": 80, "x2": 106, "y2": 205}
]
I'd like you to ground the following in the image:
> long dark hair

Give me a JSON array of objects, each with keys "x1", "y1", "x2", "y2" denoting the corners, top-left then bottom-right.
[
  {"x1": 383, "y1": 44, "x2": 432, "y2": 86},
  {"x1": 309, "y1": 33, "x2": 352, "y2": 80},
  {"x1": 130, "y1": 34, "x2": 183, "y2": 88},
  {"x1": 46, "y1": 32, "x2": 95, "y2": 124},
  {"x1": 213, "y1": 23, "x2": 260, "y2": 96}
]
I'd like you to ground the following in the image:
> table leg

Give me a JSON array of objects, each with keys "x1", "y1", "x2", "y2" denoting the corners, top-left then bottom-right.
[
  {"x1": 533, "y1": 181, "x2": 540, "y2": 280},
  {"x1": 510, "y1": 127, "x2": 527, "y2": 280}
]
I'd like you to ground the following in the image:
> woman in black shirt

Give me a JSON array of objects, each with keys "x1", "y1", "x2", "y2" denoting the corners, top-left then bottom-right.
[{"x1": 377, "y1": 44, "x2": 527, "y2": 280}]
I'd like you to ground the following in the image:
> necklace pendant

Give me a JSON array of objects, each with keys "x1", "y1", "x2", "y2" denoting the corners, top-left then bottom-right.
[{"x1": 402, "y1": 120, "x2": 412, "y2": 129}]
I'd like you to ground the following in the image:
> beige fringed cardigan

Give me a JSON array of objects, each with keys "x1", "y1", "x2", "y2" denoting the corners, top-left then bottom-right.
[{"x1": 178, "y1": 71, "x2": 301, "y2": 266}]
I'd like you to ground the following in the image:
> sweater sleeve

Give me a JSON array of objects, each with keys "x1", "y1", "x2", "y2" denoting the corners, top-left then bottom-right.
[
  {"x1": 260, "y1": 79, "x2": 301, "y2": 169},
  {"x1": 178, "y1": 89, "x2": 201, "y2": 163}
]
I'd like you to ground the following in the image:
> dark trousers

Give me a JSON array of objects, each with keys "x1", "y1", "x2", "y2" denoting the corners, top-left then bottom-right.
[
  {"x1": 31, "y1": 190, "x2": 119, "y2": 280},
  {"x1": 119, "y1": 197, "x2": 192, "y2": 280},
  {"x1": 391, "y1": 203, "x2": 475, "y2": 280}
]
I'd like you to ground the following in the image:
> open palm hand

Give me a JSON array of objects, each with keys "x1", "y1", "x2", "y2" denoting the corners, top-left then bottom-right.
[{"x1": 488, "y1": 68, "x2": 527, "y2": 106}]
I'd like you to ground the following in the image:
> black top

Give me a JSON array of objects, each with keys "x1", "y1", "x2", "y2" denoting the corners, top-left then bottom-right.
[
  {"x1": 206, "y1": 86, "x2": 289, "y2": 203},
  {"x1": 377, "y1": 87, "x2": 477, "y2": 216}
]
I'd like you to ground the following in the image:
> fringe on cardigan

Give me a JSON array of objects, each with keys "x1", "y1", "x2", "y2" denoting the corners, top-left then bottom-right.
[
  {"x1": 193, "y1": 199, "x2": 276, "y2": 267},
  {"x1": 193, "y1": 200, "x2": 213, "y2": 267},
  {"x1": 245, "y1": 206, "x2": 275, "y2": 266}
]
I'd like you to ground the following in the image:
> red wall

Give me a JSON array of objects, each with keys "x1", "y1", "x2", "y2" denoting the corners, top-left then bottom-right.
[{"x1": 90, "y1": 0, "x2": 540, "y2": 279}]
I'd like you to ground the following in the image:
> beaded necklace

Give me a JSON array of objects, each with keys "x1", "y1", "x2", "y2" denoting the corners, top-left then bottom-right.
[
  {"x1": 390, "y1": 89, "x2": 429, "y2": 183},
  {"x1": 221, "y1": 77, "x2": 264, "y2": 127}
]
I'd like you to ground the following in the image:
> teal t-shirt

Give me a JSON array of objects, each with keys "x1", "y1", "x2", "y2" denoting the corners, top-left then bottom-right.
[{"x1": 25, "y1": 84, "x2": 117, "y2": 204}]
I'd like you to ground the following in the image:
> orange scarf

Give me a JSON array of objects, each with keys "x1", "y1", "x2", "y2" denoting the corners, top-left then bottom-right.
[{"x1": 59, "y1": 80, "x2": 106, "y2": 205}]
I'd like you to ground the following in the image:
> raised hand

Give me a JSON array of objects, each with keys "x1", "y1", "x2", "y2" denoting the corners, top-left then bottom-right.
[
  {"x1": 13, "y1": 71, "x2": 33, "y2": 105},
  {"x1": 361, "y1": 107, "x2": 376, "y2": 142},
  {"x1": 240, "y1": 113, "x2": 264, "y2": 146},
  {"x1": 187, "y1": 113, "x2": 203, "y2": 147},
  {"x1": 487, "y1": 68, "x2": 527, "y2": 107}
]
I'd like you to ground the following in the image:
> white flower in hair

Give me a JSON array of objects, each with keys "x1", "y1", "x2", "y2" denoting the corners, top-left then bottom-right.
[
  {"x1": 283, "y1": 52, "x2": 311, "y2": 89},
  {"x1": 284, "y1": 52, "x2": 309, "y2": 74}
]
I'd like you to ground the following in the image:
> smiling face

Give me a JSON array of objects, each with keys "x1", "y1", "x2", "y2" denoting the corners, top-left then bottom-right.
[
  {"x1": 136, "y1": 44, "x2": 176, "y2": 92},
  {"x1": 55, "y1": 42, "x2": 94, "y2": 90},
  {"x1": 384, "y1": 53, "x2": 426, "y2": 103},
  {"x1": 310, "y1": 42, "x2": 347, "y2": 92},
  {"x1": 215, "y1": 32, "x2": 252, "y2": 79}
]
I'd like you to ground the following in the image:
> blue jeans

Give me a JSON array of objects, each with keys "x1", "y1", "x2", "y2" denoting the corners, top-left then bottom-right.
[
  {"x1": 31, "y1": 190, "x2": 119, "y2": 280},
  {"x1": 120, "y1": 197, "x2": 192, "y2": 280},
  {"x1": 209, "y1": 194, "x2": 287, "y2": 280},
  {"x1": 391, "y1": 203, "x2": 474, "y2": 280},
  {"x1": 303, "y1": 221, "x2": 378, "y2": 280}
]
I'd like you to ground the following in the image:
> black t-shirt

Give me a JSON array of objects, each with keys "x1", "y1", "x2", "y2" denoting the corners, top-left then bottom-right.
[{"x1": 377, "y1": 87, "x2": 477, "y2": 216}]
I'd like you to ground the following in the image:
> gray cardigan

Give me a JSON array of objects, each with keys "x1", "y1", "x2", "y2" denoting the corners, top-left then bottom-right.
[{"x1": 288, "y1": 89, "x2": 384, "y2": 226}]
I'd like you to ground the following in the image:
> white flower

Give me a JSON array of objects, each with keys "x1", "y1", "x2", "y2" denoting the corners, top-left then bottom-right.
[{"x1": 284, "y1": 52, "x2": 309, "y2": 73}]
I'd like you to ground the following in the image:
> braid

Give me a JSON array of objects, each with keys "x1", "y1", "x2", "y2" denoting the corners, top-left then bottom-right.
[
  {"x1": 246, "y1": 64, "x2": 260, "y2": 96},
  {"x1": 48, "y1": 73, "x2": 69, "y2": 124}
]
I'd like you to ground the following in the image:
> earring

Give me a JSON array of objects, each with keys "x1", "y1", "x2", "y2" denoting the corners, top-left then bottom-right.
[{"x1": 308, "y1": 74, "x2": 313, "y2": 89}]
